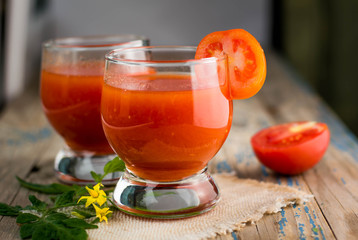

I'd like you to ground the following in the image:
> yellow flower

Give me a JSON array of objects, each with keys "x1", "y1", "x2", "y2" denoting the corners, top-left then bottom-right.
[
  {"x1": 78, "y1": 183, "x2": 107, "y2": 207},
  {"x1": 93, "y1": 204, "x2": 113, "y2": 223}
]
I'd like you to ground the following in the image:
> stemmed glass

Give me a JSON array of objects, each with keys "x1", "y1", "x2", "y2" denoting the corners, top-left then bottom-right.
[
  {"x1": 40, "y1": 35, "x2": 149, "y2": 185},
  {"x1": 101, "y1": 46, "x2": 233, "y2": 218}
]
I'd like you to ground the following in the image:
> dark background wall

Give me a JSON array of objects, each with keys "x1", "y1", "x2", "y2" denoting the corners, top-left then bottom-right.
[
  {"x1": 48, "y1": 0, "x2": 271, "y2": 46},
  {"x1": 273, "y1": 0, "x2": 358, "y2": 136}
]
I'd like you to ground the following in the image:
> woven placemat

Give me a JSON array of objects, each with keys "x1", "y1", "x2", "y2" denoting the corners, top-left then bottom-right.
[{"x1": 88, "y1": 174, "x2": 312, "y2": 240}]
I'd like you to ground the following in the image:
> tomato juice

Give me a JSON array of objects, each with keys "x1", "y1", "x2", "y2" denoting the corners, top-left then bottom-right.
[
  {"x1": 41, "y1": 64, "x2": 113, "y2": 154},
  {"x1": 101, "y1": 74, "x2": 233, "y2": 182}
]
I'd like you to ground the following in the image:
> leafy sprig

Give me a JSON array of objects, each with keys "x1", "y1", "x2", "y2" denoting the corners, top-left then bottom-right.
[
  {"x1": 16, "y1": 177, "x2": 79, "y2": 194},
  {"x1": 90, "y1": 157, "x2": 125, "y2": 183},
  {"x1": 20, "y1": 195, "x2": 96, "y2": 240},
  {"x1": 0, "y1": 157, "x2": 125, "y2": 240}
]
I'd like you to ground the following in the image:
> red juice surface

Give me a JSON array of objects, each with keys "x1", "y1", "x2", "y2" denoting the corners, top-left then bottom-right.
[
  {"x1": 101, "y1": 74, "x2": 233, "y2": 182},
  {"x1": 41, "y1": 64, "x2": 113, "y2": 154}
]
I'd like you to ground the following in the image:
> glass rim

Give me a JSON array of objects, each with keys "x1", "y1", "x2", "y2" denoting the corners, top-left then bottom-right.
[
  {"x1": 42, "y1": 34, "x2": 148, "y2": 51},
  {"x1": 105, "y1": 46, "x2": 226, "y2": 66}
]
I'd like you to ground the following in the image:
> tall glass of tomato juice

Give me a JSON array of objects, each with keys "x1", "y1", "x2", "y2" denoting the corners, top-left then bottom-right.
[
  {"x1": 40, "y1": 35, "x2": 149, "y2": 185},
  {"x1": 102, "y1": 46, "x2": 232, "y2": 218}
]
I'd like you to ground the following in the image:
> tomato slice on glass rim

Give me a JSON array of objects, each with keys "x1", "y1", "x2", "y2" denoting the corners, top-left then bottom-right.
[
  {"x1": 251, "y1": 121, "x2": 330, "y2": 175},
  {"x1": 195, "y1": 29, "x2": 266, "y2": 100}
]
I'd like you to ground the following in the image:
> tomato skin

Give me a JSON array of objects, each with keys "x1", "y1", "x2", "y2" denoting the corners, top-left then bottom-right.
[
  {"x1": 195, "y1": 29, "x2": 266, "y2": 100},
  {"x1": 251, "y1": 122, "x2": 330, "y2": 175}
]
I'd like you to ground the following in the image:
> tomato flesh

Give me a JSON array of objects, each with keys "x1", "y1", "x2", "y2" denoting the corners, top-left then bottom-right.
[
  {"x1": 251, "y1": 121, "x2": 330, "y2": 175},
  {"x1": 195, "y1": 29, "x2": 266, "y2": 100}
]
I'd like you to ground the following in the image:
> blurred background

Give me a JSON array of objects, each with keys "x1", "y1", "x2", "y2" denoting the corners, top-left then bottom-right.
[{"x1": 0, "y1": 0, "x2": 357, "y2": 136}]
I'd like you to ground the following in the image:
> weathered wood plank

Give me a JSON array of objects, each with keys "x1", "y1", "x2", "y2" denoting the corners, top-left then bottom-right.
[
  {"x1": 0, "y1": 87, "x2": 62, "y2": 240},
  {"x1": 303, "y1": 149, "x2": 358, "y2": 239},
  {"x1": 257, "y1": 215, "x2": 280, "y2": 240},
  {"x1": 0, "y1": 93, "x2": 46, "y2": 203},
  {"x1": 237, "y1": 224, "x2": 261, "y2": 240},
  {"x1": 254, "y1": 53, "x2": 358, "y2": 239}
]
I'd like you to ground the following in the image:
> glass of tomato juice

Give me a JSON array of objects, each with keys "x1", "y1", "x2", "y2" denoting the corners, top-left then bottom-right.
[
  {"x1": 102, "y1": 46, "x2": 233, "y2": 218},
  {"x1": 40, "y1": 35, "x2": 149, "y2": 185}
]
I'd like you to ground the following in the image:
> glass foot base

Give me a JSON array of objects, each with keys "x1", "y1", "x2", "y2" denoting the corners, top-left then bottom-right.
[
  {"x1": 113, "y1": 168, "x2": 220, "y2": 219},
  {"x1": 54, "y1": 148, "x2": 121, "y2": 185}
]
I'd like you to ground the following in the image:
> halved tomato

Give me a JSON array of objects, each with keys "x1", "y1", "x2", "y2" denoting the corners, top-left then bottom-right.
[
  {"x1": 251, "y1": 121, "x2": 330, "y2": 175},
  {"x1": 195, "y1": 29, "x2": 266, "y2": 99}
]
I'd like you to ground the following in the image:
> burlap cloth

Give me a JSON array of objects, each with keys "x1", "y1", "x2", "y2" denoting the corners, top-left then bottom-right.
[{"x1": 88, "y1": 174, "x2": 312, "y2": 240}]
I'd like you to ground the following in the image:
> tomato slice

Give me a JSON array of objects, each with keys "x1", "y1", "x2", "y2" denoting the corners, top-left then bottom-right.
[
  {"x1": 251, "y1": 121, "x2": 330, "y2": 175},
  {"x1": 195, "y1": 29, "x2": 266, "y2": 100}
]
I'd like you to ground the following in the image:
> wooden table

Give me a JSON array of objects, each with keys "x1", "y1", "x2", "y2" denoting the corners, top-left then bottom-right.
[{"x1": 1, "y1": 53, "x2": 358, "y2": 239}]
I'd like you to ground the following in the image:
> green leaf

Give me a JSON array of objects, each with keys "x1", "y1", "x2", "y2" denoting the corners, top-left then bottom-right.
[
  {"x1": 31, "y1": 221, "x2": 88, "y2": 240},
  {"x1": 103, "y1": 157, "x2": 125, "y2": 176},
  {"x1": 71, "y1": 208, "x2": 96, "y2": 219},
  {"x1": 31, "y1": 223, "x2": 60, "y2": 240},
  {"x1": 18, "y1": 210, "x2": 95, "y2": 240},
  {"x1": 90, "y1": 157, "x2": 125, "y2": 183},
  {"x1": 74, "y1": 186, "x2": 89, "y2": 197},
  {"x1": 63, "y1": 218, "x2": 98, "y2": 229},
  {"x1": 90, "y1": 218, "x2": 100, "y2": 224},
  {"x1": 90, "y1": 171, "x2": 103, "y2": 183},
  {"x1": 29, "y1": 195, "x2": 48, "y2": 210},
  {"x1": 16, "y1": 213, "x2": 40, "y2": 224},
  {"x1": 45, "y1": 212, "x2": 68, "y2": 222},
  {"x1": 0, "y1": 203, "x2": 22, "y2": 216},
  {"x1": 17, "y1": 176, "x2": 78, "y2": 194},
  {"x1": 71, "y1": 211, "x2": 85, "y2": 219},
  {"x1": 20, "y1": 222, "x2": 39, "y2": 239},
  {"x1": 54, "y1": 191, "x2": 75, "y2": 208},
  {"x1": 62, "y1": 227, "x2": 88, "y2": 240}
]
